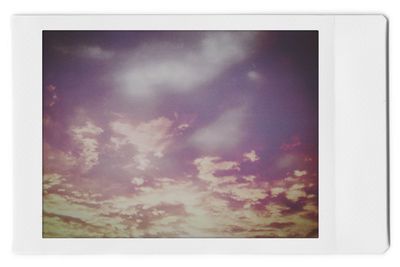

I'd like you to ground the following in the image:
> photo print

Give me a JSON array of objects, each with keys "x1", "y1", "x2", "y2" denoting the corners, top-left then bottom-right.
[{"x1": 43, "y1": 31, "x2": 318, "y2": 238}]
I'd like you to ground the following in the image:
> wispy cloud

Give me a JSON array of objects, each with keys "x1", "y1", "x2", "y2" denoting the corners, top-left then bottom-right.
[
  {"x1": 115, "y1": 32, "x2": 256, "y2": 98},
  {"x1": 55, "y1": 45, "x2": 114, "y2": 60}
]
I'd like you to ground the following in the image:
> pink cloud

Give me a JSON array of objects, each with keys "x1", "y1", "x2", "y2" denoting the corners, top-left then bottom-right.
[{"x1": 110, "y1": 116, "x2": 174, "y2": 170}]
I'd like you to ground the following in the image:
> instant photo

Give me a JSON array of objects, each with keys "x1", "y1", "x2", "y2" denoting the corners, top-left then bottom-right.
[{"x1": 42, "y1": 31, "x2": 319, "y2": 238}]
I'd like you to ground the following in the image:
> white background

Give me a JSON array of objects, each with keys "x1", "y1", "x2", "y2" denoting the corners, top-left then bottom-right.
[{"x1": 0, "y1": 0, "x2": 397, "y2": 265}]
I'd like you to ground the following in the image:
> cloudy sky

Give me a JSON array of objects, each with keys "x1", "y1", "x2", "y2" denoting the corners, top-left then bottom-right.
[{"x1": 43, "y1": 31, "x2": 318, "y2": 238}]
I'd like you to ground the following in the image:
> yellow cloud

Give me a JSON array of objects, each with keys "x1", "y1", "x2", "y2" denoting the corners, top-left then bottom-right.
[
  {"x1": 286, "y1": 183, "x2": 307, "y2": 201},
  {"x1": 43, "y1": 173, "x2": 65, "y2": 191},
  {"x1": 270, "y1": 187, "x2": 285, "y2": 197}
]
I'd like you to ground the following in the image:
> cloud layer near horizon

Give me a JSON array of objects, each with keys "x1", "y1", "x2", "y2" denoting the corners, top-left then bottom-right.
[{"x1": 43, "y1": 31, "x2": 318, "y2": 238}]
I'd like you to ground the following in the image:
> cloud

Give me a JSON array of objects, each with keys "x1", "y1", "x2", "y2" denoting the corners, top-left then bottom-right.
[
  {"x1": 190, "y1": 107, "x2": 246, "y2": 151},
  {"x1": 131, "y1": 177, "x2": 144, "y2": 186},
  {"x1": 294, "y1": 170, "x2": 307, "y2": 177},
  {"x1": 71, "y1": 121, "x2": 103, "y2": 136},
  {"x1": 265, "y1": 203, "x2": 290, "y2": 216},
  {"x1": 242, "y1": 175, "x2": 256, "y2": 182},
  {"x1": 193, "y1": 156, "x2": 267, "y2": 204},
  {"x1": 43, "y1": 193, "x2": 126, "y2": 237},
  {"x1": 44, "y1": 124, "x2": 317, "y2": 237},
  {"x1": 286, "y1": 184, "x2": 307, "y2": 202},
  {"x1": 43, "y1": 165, "x2": 317, "y2": 237},
  {"x1": 43, "y1": 173, "x2": 65, "y2": 191},
  {"x1": 70, "y1": 121, "x2": 103, "y2": 172},
  {"x1": 177, "y1": 123, "x2": 189, "y2": 131},
  {"x1": 115, "y1": 32, "x2": 255, "y2": 98},
  {"x1": 243, "y1": 150, "x2": 260, "y2": 162},
  {"x1": 110, "y1": 116, "x2": 173, "y2": 170},
  {"x1": 194, "y1": 156, "x2": 240, "y2": 185},
  {"x1": 43, "y1": 142, "x2": 77, "y2": 173},
  {"x1": 55, "y1": 45, "x2": 114, "y2": 60},
  {"x1": 218, "y1": 184, "x2": 268, "y2": 203},
  {"x1": 270, "y1": 187, "x2": 285, "y2": 197}
]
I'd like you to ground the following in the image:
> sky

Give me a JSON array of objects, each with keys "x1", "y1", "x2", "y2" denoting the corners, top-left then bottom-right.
[{"x1": 43, "y1": 31, "x2": 318, "y2": 238}]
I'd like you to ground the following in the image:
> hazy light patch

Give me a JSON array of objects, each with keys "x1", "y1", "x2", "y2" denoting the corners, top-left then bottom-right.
[
  {"x1": 247, "y1": 70, "x2": 261, "y2": 82},
  {"x1": 190, "y1": 107, "x2": 246, "y2": 152}
]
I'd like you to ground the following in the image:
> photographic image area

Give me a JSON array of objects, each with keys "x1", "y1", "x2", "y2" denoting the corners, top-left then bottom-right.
[{"x1": 43, "y1": 31, "x2": 318, "y2": 238}]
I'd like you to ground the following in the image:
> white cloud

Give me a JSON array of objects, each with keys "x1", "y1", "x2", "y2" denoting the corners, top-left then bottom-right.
[
  {"x1": 243, "y1": 150, "x2": 260, "y2": 162},
  {"x1": 116, "y1": 32, "x2": 255, "y2": 98}
]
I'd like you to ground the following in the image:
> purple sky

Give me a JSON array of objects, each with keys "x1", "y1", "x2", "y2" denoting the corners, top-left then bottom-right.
[{"x1": 43, "y1": 31, "x2": 318, "y2": 238}]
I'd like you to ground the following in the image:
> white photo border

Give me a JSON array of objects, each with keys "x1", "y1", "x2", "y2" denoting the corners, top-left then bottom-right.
[{"x1": 12, "y1": 14, "x2": 387, "y2": 254}]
